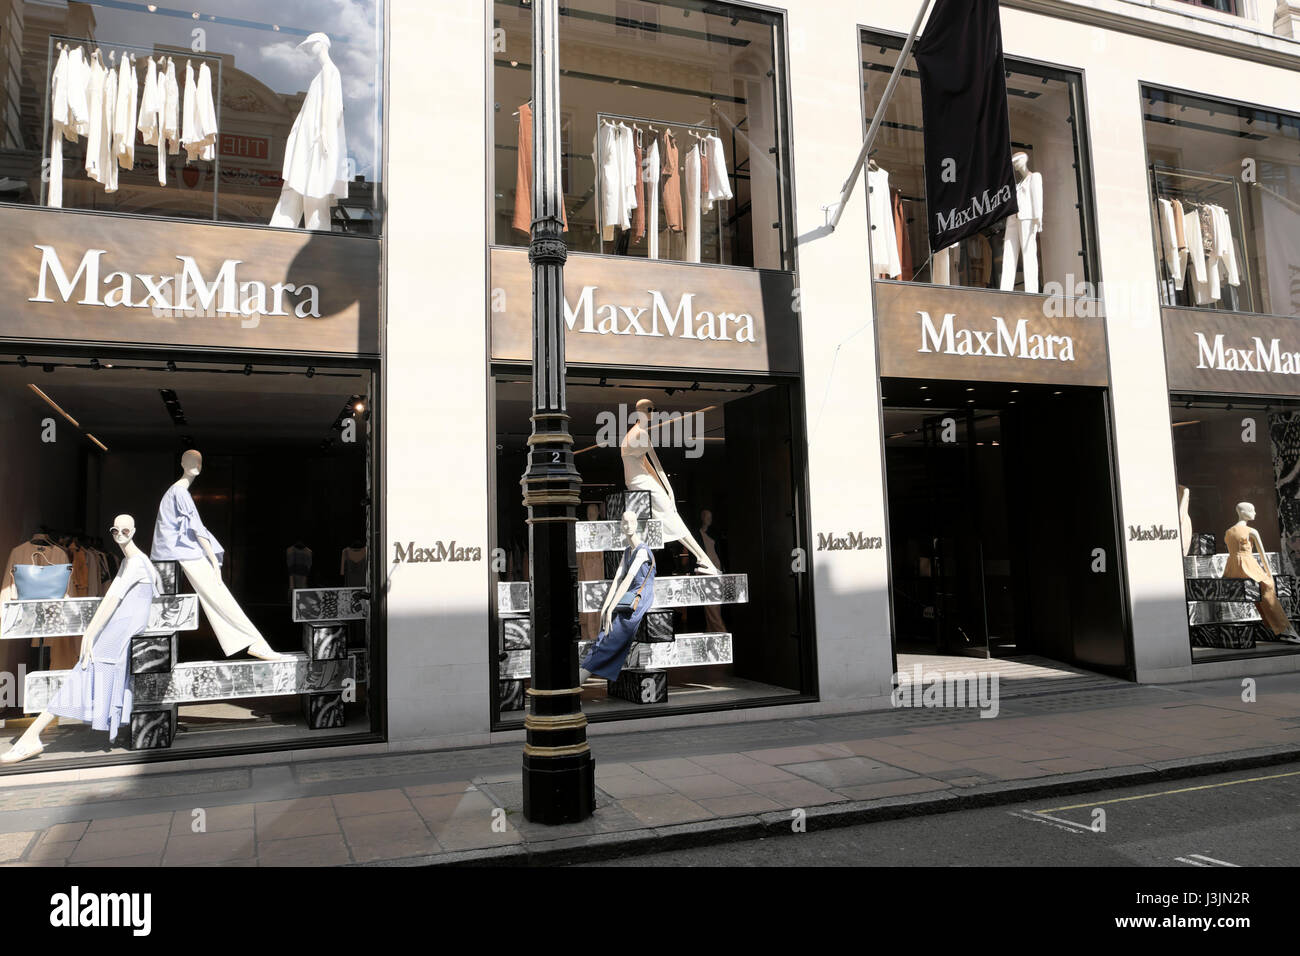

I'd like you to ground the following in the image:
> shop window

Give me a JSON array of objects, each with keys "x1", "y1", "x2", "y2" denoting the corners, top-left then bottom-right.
[
  {"x1": 0, "y1": 1, "x2": 382, "y2": 233},
  {"x1": 1144, "y1": 87, "x2": 1300, "y2": 317},
  {"x1": 492, "y1": 0, "x2": 793, "y2": 270},
  {"x1": 859, "y1": 31, "x2": 1096, "y2": 295},
  {"x1": 491, "y1": 371, "x2": 809, "y2": 723},
  {"x1": 0, "y1": 353, "x2": 375, "y2": 765},
  {"x1": 1172, "y1": 398, "x2": 1300, "y2": 661}
]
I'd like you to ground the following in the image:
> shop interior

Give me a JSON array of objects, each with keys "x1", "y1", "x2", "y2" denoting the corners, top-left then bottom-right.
[
  {"x1": 860, "y1": 33, "x2": 1091, "y2": 294},
  {"x1": 1145, "y1": 87, "x2": 1300, "y2": 317},
  {"x1": 492, "y1": 371, "x2": 809, "y2": 722},
  {"x1": 1171, "y1": 396, "x2": 1300, "y2": 661},
  {"x1": 882, "y1": 379, "x2": 1130, "y2": 678},
  {"x1": 0, "y1": 352, "x2": 372, "y2": 765},
  {"x1": 492, "y1": 0, "x2": 789, "y2": 269}
]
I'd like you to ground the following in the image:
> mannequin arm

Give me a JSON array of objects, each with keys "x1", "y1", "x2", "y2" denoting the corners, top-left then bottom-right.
[
  {"x1": 599, "y1": 552, "x2": 648, "y2": 632},
  {"x1": 1032, "y1": 172, "x2": 1044, "y2": 229},
  {"x1": 198, "y1": 535, "x2": 219, "y2": 573},
  {"x1": 646, "y1": 445, "x2": 675, "y2": 504},
  {"x1": 77, "y1": 589, "x2": 124, "y2": 666},
  {"x1": 1251, "y1": 529, "x2": 1274, "y2": 577}
]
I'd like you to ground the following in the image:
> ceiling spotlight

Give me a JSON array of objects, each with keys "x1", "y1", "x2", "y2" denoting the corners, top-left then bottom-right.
[
  {"x1": 166, "y1": 359, "x2": 177, "y2": 372},
  {"x1": 665, "y1": 387, "x2": 677, "y2": 396},
  {"x1": 16, "y1": 355, "x2": 26, "y2": 367},
  {"x1": 42, "y1": 364, "x2": 54, "y2": 373},
  {"x1": 306, "y1": 367, "x2": 316, "y2": 378},
  {"x1": 243, "y1": 364, "x2": 253, "y2": 376},
  {"x1": 90, "y1": 358, "x2": 101, "y2": 371},
  {"x1": 730, "y1": 16, "x2": 739, "y2": 26},
  {"x1": 965, "y1": 387, "x2": 974, "y2": 392},
  {"x1": 354, "y1": 401, "x2": 366, "y2": 414}
]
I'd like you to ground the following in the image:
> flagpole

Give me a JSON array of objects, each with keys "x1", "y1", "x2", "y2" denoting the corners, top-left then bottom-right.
[{"x1": 823, "y1": 0, "x2": 934, "y2": 232}]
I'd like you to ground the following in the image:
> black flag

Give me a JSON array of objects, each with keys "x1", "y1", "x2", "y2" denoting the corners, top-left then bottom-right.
[{"x1": 914, "y1": 0, "x2": 1017, "y2": 253}]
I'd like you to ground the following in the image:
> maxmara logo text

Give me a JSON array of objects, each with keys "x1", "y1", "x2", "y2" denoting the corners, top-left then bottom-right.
[
  {"x1": 918, "y1": 311, "x2": 1076, "y2": 362},
  {"x1": 935, "y1": 184, "x2": 1014, "y2": 236},
  {"x1": 1195, "y1": 332, "x2": 1300, "y2": 375},
  {"x1": 816, "y1": 532, "x2": 883, "y2": 551},
  {"x1": 393, "y1": 541, "x2": 483, "y2": 563},
  {"x1": 1129, "y1": 524, "x2": 1178, "y2": 542},
  {"x1": 564, "y1": 286, "x2": 757, "y2": 343},
  {"x1": 28, "y1": 245, "x2": 322, "y2": 318}
]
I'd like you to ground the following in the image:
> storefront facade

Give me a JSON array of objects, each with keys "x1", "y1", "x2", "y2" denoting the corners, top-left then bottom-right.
[{"x1": 7, "y1": 0, "x2": 1300, "y2": 773}]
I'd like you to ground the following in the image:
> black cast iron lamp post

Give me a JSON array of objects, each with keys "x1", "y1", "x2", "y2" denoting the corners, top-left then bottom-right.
[{"x1": 520, "y1": 0, "x2": 596, "y2": 824}]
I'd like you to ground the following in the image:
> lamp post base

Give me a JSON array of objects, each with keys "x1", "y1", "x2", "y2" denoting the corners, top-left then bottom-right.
[{"x1": 522, "y1": 750, "x2": 596, "y2": 824}]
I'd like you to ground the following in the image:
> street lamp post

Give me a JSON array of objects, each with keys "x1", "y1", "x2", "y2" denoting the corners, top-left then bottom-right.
[{"x1": 520, "y1": 0, "x2": 595, "y2": 825}]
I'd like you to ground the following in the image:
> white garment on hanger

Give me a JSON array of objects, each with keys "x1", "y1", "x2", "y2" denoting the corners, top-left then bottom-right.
[
  {"x1": 113, "y1": 55, "x2": 137, "y2": 170},
  {"x1": 701, "y1": 134, "x2": 732, "y2": 212},
  {"x1": 593, "y1": 121, "x2": 637, "y2": 242},
  {"x1": 137, "y1": 56, "x2": 159, "y2": 147},
  {"x1": 685, "y1": 143, "x2": 702, "y2": 263},
  {"x1": 1157, "y1": 198, "x2": 1183, "y2": 291},
  {"x1": 101, "y1": 63, "x2": 118, "y2": 192},
  {"x1": 644, "y1": 138, "x2": 660, "y2": 260},
  {"x1": 1212, "y1": 205, "x2": 1241, "y2": 289},
  {"x1": 84, "y1": 53, "x2": 107, "y2": 183},
  {"x1": 867, "y1": 166, "x2": 901, "y2": 279},
  {"x1": 194, "y1": 63, "x2": 218, "y2": 161},
  {"x1": 180, "y1": 60, "x2": 197, "y2": 160},
  {"x1": 162, "y1": 58, "x2": 180, "y2": 155},
  {"x1": 47, "y1": 48, "x2": 70, "y2": 208},
  {"x1": 279, "y1": 52, "x2": 349, "y2": 204},
  {"x1": 1185, "y1": 210, "x2": 1218, "y2": 305}
]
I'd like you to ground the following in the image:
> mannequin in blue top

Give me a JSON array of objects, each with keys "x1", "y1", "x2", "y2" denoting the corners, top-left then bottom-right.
[
  {"x1": 579, "y1": 510, "x2": 657, "y2": 683},
  {"x1": 151, "y1": 449, "x2": 289, "y2": 660}
]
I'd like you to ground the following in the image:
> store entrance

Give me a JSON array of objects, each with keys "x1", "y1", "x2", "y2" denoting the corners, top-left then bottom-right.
[{"x1": 882, "y1": 380, "x2": 1131, "y2": 677}]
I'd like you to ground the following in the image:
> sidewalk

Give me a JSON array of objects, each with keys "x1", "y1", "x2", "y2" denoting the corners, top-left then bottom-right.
[{"x1": 1, "y1": 670, "x2": 1298, "y2": 866}]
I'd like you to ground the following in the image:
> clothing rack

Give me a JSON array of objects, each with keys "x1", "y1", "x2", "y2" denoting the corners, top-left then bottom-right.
[
  {"x1": 1150, "y1": 163, "x2": 1255, "y2": 312},
  {"x1": 42, "y1": 34, "x2": 225, "y2": 219},
  {"x1": 595, "y1": 111, "x2": 726, "y2": 263}
]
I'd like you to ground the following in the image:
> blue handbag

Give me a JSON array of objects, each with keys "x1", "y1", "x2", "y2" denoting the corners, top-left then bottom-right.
[{"x1": 12, "y1": 562, "x2": 72, "y2": 600}]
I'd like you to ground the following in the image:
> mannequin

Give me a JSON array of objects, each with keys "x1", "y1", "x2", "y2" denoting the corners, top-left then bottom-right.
[
  {"x1": 151, "y1": 450, "x2": 289, "y2": 660},
  {"x1": 340, "y1": 538, "x2": 367, "y2": 587},
  {"x1": 698, "y1": 509, "x2": 726, "y2": 633},
  {"x1": 2, "y1": 515, "x2": 161, "y2": 763},
  {"x1": 269, "y1": 32, "x2": 348, "y2": 230},
  {"x1": 1178, "y1": 485, "x2": 1192, "y2": 557},
  {"x1": 621, "y1": 398, "x2": 719, "y2": 575},
  {"x1": 578, "y1": 503, "x2": 606, "y2": 641},
  {"x1": 579, "y1": 511, "x2": 656, "y2": 683},
  {"x1": 287, "y1": 539, "x2": 313, "y2": 592},
  {"x1": 1000, "y1": 152, "x2": 1043, "y2": 294},
  {"x1": 1223, "y1": 502, "x2": 1300, "y2": 643}
]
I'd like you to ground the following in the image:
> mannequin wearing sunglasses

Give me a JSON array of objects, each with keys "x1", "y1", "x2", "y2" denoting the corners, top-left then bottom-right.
[
  {"x1": 621, "y1": 397, "x2": 719, "y2": 575},
  {"x1": 150, "y1": 449, "x2": 288, "y2": 660},
  {"x1": 2, "y1": 515, "x2": 161, "y2": 763}
]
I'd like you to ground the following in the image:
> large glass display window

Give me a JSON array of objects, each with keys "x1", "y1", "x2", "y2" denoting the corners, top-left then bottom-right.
[
  {"x1": 1144, "y1": 87, "x2": 1300, "y2": 317},
  {"x1": 1172, "y1": 397, "x2": 1300, "y2": 661},
  {"x1": 0, "y1": 0, "x2": 382, "y2": 232},
  {"x1": 0, "y1": 352, "x2": 376, "y2": 768},
  {"x1": 491, "y1": 0, "x2": 792, "y2": 269},
  {"x1": 859, "y1": 31, "x2": 1097, "y2": 295},
  {"x1": 491, "y1": 370, "x2": 811, "y2": 724}
]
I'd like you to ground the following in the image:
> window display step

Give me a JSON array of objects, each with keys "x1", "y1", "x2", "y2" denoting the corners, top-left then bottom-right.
[
  {"x1": 0, "y1": 594, "x2": 199, "y2": 639},
  {"x1": 1184, "y1": 553, "x2": 1281, "y2": 578},
  {"x1": 498, "y1": 632, "x2": 734, "y2": 680},
  {"x1": 1188, "y1": 601, "x2": 1260, "y2": 625},
  {"x1": 575, "y1": 519, "x2": 663, "y2": 552},
  {"x1": 497, "y1": 574, "x2": 749, "y2": 614},
  {"x1": 1188, "y1": 622, "x2": 1270, "y2": 649},
  {"x1": 1185, "y1": 578, "x2": 1262, "y2": 602},
  {"x1": 291, "y1": 587, "x2": 368, "y2": 622}
]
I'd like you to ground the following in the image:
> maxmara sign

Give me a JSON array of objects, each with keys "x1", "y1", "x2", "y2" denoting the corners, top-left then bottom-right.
[
  {"x1": 0, "y1": 205, "x2": 380, "y2": 355},
  {"x1": 876, "y1": 283, "x2": 1109, "y2": 386},
  {"x1": 489, "y1": 246, "x2": 799, "y2": 374},
  {"x1": 1164, "y1": 308, "x2": 1300, "y2": 396}
]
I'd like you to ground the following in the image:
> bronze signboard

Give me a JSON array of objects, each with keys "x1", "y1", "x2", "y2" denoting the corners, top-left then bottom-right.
[
  {"x1": 1163, "y1": 307, "x2": 1300, "y2": 397},
  {"x1": 875, "y1": 282, "x2": 1109, "y2": 386},
  {"x1": 489, "y1": 247, "x2": 800, "y2": 374},
  {"x1": 0, "y1": 205, "x2": 380, "y2": 355}
]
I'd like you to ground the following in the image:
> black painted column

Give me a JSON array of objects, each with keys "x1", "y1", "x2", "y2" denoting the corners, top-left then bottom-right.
[{"x1": 520, "y1": 0, "x2": 595, "y2": 825}]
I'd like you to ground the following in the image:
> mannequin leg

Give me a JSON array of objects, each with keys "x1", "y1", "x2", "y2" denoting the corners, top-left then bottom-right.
[
  {"x1": 1, "y1": 711, "x2": 55, "y2": 762},
  {"x1": 269, "y1": 187, "x2": 304, "y2": 228},
  {"x1": 180, "y1": 559, "x2": 284, "y2": 658},
  {"x1": 303, "y1": 196, "x2": 331, "y2": 231},
  {"x1": 1022, "y1": 221, "x2": 1039, "y2": 294},
  {"x1": 1000, "y1": 223, "x2": 1020, "y2": 291}
]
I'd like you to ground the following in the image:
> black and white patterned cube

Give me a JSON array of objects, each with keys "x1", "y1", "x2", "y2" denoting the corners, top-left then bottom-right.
[
  {"x1": 303, "y1": 624, "x2": 348, "y2": 661},
  {"x1": 152, "y1": 561, "x2": 180, "y2": 595},
  {"x1": 1188, "y1": 533, "x2": 1217, "y2": 557},
  {"x1": 1189, "y1": 622, "x2": 1266, "y2": 649},
  {"x1": 1276, "y1": 575, "x2": 1298, "y2": 617},
  {"x1": 303, "y1": 692, "x2": 345, "y2": 729},
  {"x1": 637, "y1": 611, "x2": 674, "y2": 644},
  {"x1": 1185, "y1": 578, "x2": 1262, "y2": 603},
  {"x1": 500, "y1": 615, "x2": 531, "y2": 651},
  {"x1": 607, "y1": 668, "x2": 667, "y2": 704},
  {"x1": 128, "y1": 705, "x2": 177, "y2": 750},
  {"x1": 500, "y1": 680, "x2": 525, "y2": 712},
  {"x1": 131, "y1": 634, "x2": 178, "y2": 675},
  {"x1": 604, "y1": 490, "x2": 651, "y2": 521}
]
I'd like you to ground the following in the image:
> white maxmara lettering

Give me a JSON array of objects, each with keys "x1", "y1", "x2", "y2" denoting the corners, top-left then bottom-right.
[
  {"x1": 563, "y1": 285, "x2": 757, "y2": 343},
  {"x1": 916, "y1": 311, "x2": 1076, "y2": 362},
  {"x1": 1194, "y1": 332, "x2": 1300, "y2": 375},
  {"x1": 27, "y1": 245, "x2": 322, "y2": 319}
]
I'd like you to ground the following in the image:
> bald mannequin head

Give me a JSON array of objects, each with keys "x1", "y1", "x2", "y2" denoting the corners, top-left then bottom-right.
[
  {"x1": 109, "y1": 514, "x2": 135, "y2": 550},
  {"x1": 181, "y1": 449, "x2": 203, "y2": 478}
]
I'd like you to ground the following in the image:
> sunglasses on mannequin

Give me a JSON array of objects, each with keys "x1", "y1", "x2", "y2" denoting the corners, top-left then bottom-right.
[{"x1": 109, "y1": 527, "x2": 131, "y2": 538}]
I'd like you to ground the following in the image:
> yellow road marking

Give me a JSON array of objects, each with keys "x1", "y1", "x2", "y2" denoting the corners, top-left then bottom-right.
[{"x1": 1036, "y1": 769, "x2": 1300, "y2": 813}]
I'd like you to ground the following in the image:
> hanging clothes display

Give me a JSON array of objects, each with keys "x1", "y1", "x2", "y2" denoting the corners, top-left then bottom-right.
[
  {"x1": 701, "y1": 133, "x2": 732, "y2": 212},
  {"x1": 644, "y1": 137, "x2": 661, "y2": 260},
  {"x1": 660, "y1": 129, "x2": 682, "y2": 235},
  {"x1": 684, "y1": 141, "x2": 702, "y2": 263},
  {"x1": 891, "y1": 188, "x2": 913, "y2": 282},
  {"x1": 511, "y1": 102, "x2": 569, "y2": 235},
  {"x1": 181, "y1": 59, "x2": 219, "y2": 163},
  {"x1": 100, "y1": 58, "x2": 119, "y2": 193},
  {"x1": 112, "y1": 54, "x2": 137, "y2": 170},
  {"x1": 631, "y1": 132, "x2": 646, "y2": 244},
  {"x1": 867, "y1": 165, "x2": 901, "y2": 279},
  {"x1": 83, "y1": 51, "x2": 108, "y2": 185},
  {"x1": 593, "y1": 120, "x2": 637, "y2": 242},
  {"x1": 137, "y1": 56, "x2": 159, "y2": 155}
]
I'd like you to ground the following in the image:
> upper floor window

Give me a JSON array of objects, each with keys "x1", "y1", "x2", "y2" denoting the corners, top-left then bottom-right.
[
  {"x1": 492, "y1": 0, "x2": 793, "y2": 270},
  {"x1": 1144, "y1": 86, "x2": 1300, "y2": 317},
  {"x1": 860, "y1": 31, "x2": 1097, "y2": 296},
  {"x1": 1174, "y1": 0, "x2": 1240, "y2": 15},
  {"x1": 0, "y1": 1, "x2": 383, "y2": 233}
]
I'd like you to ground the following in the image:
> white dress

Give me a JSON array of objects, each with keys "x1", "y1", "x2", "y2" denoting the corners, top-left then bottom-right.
[
  {"x1": 84, "y1": 54, "x2": 107, "y2": 184},
  {"x1": 280, "y1": 55, "x2": 349, "y2": 204},
  {"x1": 644, "y1": 139, "x2": 660, "y2": 260},
  {"x1": 685, "y1": 143, "x2": 701, "y2": 263},
  {"x1": 701, "y1": 134, "x2": 732, "y2": 212},
  {"x1": 47, "y1": 48, "x2": 70, "y2": 208},
  {"x1": 180, "y1": 60, "x2": 218, "y2": 163},
  {"x1": 113, "y1": 55, "x2": 137, "y2": 170},
  {"x1": 593, "y1": 122, "x2": 636, "y2": 241},
  {"x1": 867, "y1": 166, "x2": 900, "y2": 279}
]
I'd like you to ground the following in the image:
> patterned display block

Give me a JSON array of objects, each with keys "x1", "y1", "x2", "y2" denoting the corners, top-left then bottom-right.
[
  {"x1": 1185, "y1": 578, "x2": 1262, "y2": 603},
  {"x1": 575, "y1": 520, "x2": 663, "y2": 553},
  {"x1": 131, "y1": 634, "x2": 178, "y2": 675},
  {"x1": 131, "y1": 654, "x2": 355, "y2": 706},
  {"x1": 579, "y1": 574, "x2": 748, "y2": 614},
  {"x1": 500, "y1": 680, "x2": 525, "y2": 711},
  {"x1": 638, "y1": 610, "x2": 674, "y2": 644},
  {"x1": 291, "y1": 588, "x2": 368, "y2": 623},
  {"x1": 153, "y1": 561, "x2": 179, "y2": 596},
  {"x1": 604, "y1": 490, "x2": 652, "y2": 521},
  {"x1": 1189, "y1": 622, "x2": 1268, "y2": 649},
  {"x1": 1, "y1": 594, "x2": 198, "y2": 640},
  {"x1": 496, "y1": 582, "x2": 530, "y2": 614},
  {"x1": 1277, "y1": 576, "x2": 1299, "y2": 617},
  {"x1": 1184, "y1": 553, "x2": 1281, "y2": 578},
  {"x1": 1188, "y1": 533, "x2": 1217, "y2": 557},
  {"x1": 349, "y1": 648, "x2": 368, "y2": 685},
  {"x1": 303, "y1": 692, "x2": 346, "y2": 729},
  {"x1": 608, "y1": 668, "x2": 667, "y2": 704},
  {"x1": 500, "y1": 649, "x2": 530, "y2": 681},
  {"x1": 303, "y1": 624, "x2": 348, "y2": 661},
  {"x1": 500, "y1": 616, "x2": 530, "y2": 650},
  {"x1": 129, "y1": 705, "x2": 177, "y2": 750},
  {"x1": 636, "y1": 633, "x2": 733, "y2": 668},
  {"x1": 1187, "y1": 602, "x2": 1259, "y2": 625}
]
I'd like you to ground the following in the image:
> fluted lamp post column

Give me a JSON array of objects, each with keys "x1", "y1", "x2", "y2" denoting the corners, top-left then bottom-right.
[{"x1": 520, "y1": 0, "x2": 595, "y2": 824}]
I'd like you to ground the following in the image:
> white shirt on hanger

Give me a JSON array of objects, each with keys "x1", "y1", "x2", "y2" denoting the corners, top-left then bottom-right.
[
  {"x1": 644, "y1": 138, "x2": 661, "y2": 260},
  {"x1": 113, "y1": 55, "x2": 137, "y2": 170},
  {"x1": 701, "y1": 134, "x2": 732, "y2": 212},
  {"x1": 867, "y1": 165, "x2": 901, "y2": 279},
  {"x1": 685, "y1": 142, "x2": 702, "y2": 263}
]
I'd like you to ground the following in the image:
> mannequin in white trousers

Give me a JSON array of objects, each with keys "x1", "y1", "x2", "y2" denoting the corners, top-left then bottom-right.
[{"x1": 1000, "y1": 152, "x2": 1043, "y2": 294}]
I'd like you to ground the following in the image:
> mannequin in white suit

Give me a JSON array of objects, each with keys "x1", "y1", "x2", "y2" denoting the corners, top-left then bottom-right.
[{"x1": 1000, "y1": 152, "x2": 1043, "y2": 294}]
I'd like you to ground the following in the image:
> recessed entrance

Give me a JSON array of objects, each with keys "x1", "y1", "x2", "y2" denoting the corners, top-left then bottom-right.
[{"x1": 882, "y1": 379, "x2": 1131, "y2": 678}]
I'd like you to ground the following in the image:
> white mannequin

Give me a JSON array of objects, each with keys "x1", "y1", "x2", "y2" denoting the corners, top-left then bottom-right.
[
  {"x1": 2, "y1": 515, "x2": 160, "y2": 763},
  {"x1": 621, "y1": 398, "x2": 719, "y2": 575},
  {"x1": 1178, "y1": 485, "x2": 1192, "y2": 557},
  {"x1": 268, "y1": 32, "x2": 347, "y2": 231},
  {"x1": 1000, "y1": 152, "x2": 1043, "y2": 294},
  {"x1": 579, "y1": 510, "x2": 647, "y2": 683}
]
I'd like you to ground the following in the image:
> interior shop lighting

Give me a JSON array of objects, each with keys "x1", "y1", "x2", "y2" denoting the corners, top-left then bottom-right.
[
  {"x1": 354, "y1": 400, "x2": 366, "y2": 414},
  {"x1": 27, "y1": 384, "x2": 79, "y2": 427},
  {"x1": 16, "y1": 355, "x2": 26, "y2": 367},
  {"x1": 306, "y1": 367, "x2": 316, "y2": 378}
]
